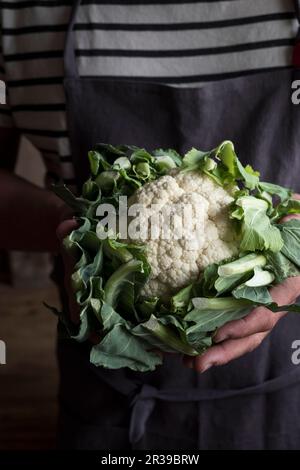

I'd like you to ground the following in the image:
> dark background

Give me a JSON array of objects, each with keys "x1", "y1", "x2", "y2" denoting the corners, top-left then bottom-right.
[{"x1": 0, "y1": 138, "x2": 59, "y2": 450}]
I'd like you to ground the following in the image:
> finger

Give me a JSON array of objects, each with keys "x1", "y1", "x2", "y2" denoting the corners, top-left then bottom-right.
[
  {"x1": 57, "y1": 219, "x2": 78, "y2": 268},
  {"x1": 269, "y1": 275, "x2": 300, "y2": 306},
  {"x1": 280, "y1": 213, "x2": 300, "y2": 223},
  {"x1": 214, "y1": 306, "x2": 281, "y2": 343},
  {"x1": 56, "y1": 218, "x2": 78, "y2": 241},
  {"x1": 280, "y1": 193, "x2": 300, "y2": 223},
  {"x1": 193, "y1": 332, "x2": 266, "y2": 373},
  {"x1": 214, "y1": 275, "x2": 300, "y2": 343}
]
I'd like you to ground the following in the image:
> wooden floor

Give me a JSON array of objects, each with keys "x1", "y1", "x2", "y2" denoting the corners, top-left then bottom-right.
[{"x1": 0, "y1": 284, "x2": 59, "y2": 450}]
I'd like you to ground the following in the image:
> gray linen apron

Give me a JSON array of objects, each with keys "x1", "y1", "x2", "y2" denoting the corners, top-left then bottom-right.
[{"x1": 57, "y1": 0, "x2": 300, "y2": 450}]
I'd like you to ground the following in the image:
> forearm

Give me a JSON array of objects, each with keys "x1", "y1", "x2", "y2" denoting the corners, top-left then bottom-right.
[{"x1": 0, "y1": 169, "x2": 68, "y2": 252}]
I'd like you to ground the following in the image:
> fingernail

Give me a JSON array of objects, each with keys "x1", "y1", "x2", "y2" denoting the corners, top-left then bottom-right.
[
  {"x1": 199, "y1": 363, "x2": 213, "y2": 373},
  {"x1": 214, "y1": 334, "x2": 228, "y2": 344}
]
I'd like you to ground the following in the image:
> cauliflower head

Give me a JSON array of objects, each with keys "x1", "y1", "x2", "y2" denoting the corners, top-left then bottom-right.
[{"x1": 128, "y1": 169, "x2": 239, "y2": 298}]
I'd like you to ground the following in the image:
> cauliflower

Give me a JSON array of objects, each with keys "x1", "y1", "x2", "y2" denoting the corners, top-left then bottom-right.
[
  {"x1": 128, "y1": 170, "x2": 239, "y2": 298},
  {"x1": 55, "y1": 141, "x2": 300, "y2": 372}
]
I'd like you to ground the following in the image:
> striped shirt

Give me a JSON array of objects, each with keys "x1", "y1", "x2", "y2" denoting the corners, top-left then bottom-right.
[{"x1": 0, "y1": 0, "x2": 298, "y2": 185}]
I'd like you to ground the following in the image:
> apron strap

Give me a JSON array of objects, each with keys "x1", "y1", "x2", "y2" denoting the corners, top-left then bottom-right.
[
  {"x1": 129, "y1": 368, "x2": 300, "y2": 444},
  {"x1": 64, "y1": 0, "x2": 82, "y2": 79},
  {"x1": 89, "y1": 346, "x2": 300, "y2": 445}
]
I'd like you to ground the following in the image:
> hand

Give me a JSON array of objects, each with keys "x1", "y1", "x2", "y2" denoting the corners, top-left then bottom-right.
[{"x1": 184, "y1": 204, "x2": 300, "y2": 373}]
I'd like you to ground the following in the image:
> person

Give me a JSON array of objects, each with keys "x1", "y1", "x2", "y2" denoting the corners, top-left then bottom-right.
[{"x1": 1, "y1": 0, "x2": 300, "y2": 450}]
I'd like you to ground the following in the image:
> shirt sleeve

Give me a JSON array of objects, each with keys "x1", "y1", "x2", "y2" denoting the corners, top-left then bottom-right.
[{"x1": 0, "y1": 28, "x2": 14, "y2": 129}]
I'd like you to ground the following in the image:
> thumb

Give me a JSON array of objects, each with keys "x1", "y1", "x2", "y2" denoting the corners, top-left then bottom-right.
[{"x1": 56, "y1": 218, "x2": 78, "y2": 241}]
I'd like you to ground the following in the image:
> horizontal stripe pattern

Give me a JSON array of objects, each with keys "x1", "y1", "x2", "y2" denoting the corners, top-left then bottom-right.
[
  {"x1": 1, "y1": 13, "x2": 297, "y2": 37},
  {"x1": 2, "y1": 0, "x2": 272, "y2": 5},
  {"x1": 6, "y1": 66, "x2": 294, "y2": 88},
  {"x1": 0, "y1": 0, "x2": 298, "y2": 184},
  {"x1": 1, "y1": 0, "x2": 296, "y2": 28},
  {"x1": 3, "y1": 19, "x2": 297, "y2": 54},
  {"x1": 3, "y1": 38, "x2": 296, "y2": 60},
  {"x1": 13, "y1": 111, "x2": 68, "y2": 132},
  {"x1": 2, "y1": 0, "x2": 260, "y2": 9},
  {"x1": 0, "y1": 107, "x2": 12, "y2": 115},
  {"x1": 4, "y1": 58, "x2": 64, "y2": 81},
  {"x1": 23, "y1": 134, "x2": 71, "y2": 155},
  {"x1": 4, "y1": 52, "x2": 295, "y2": 82},
  {"x1": 2, "y1": 1, "x2": 248, "y2": 7},
  {"x1": 77, "y1": 39, "x2": 295, "y2": 56},
  {"x1": 77, "y1": 46, "x2": 294, "y2": 77},
  {"x1": 11, "y1": 103, "x2": 66, "y2": 112},
  {"x1": 0, "y1": 106, "x2": 14, "y2": 127},
  {"x1": 7, "y1": 78, "x2": 64, "y2": 89},
  {"x1": 0, "y1": 37, "x2": 5, "y2": 82}
]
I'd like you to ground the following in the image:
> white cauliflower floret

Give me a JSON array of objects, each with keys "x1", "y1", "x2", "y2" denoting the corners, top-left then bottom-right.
[
  {"x1": 132, "y1": 175, "x2": 183, "y2": 209},
  {"x1": 127, "y1": 170, "x2": 239, "y2": 298}
]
